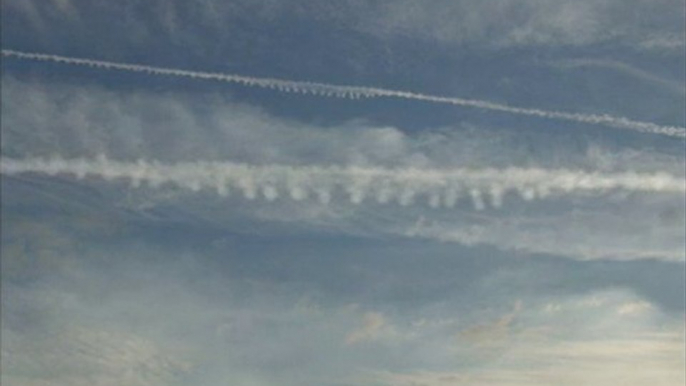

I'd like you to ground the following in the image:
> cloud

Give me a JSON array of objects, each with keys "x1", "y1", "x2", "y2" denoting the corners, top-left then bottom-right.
[
  {"x1": 5, "y1": 0, "x2": 685, "y2": 52},
  {"x1": 617, "y1": 300, "x2": 653, "y2": 315},
  {"x1": 402, "y1": 202, "x2": 686, "y2": 261},
  {"x1": 551, "y1": 58, "x2": 686, "y2": 96},
  {"x1": 5, "y1": 49, "x2": 685, "y2": 137},
  {"x1": 354, "y1": 0, "x2": 686, "y2": 50},
  {"x1": 364, "y1": 292, "x2": 685, "y2": 386},
  {"x1": 2, "y1": 156, "x2": 683, "y2": 210},
  {"x1": 2, "y1": 326, "x2": 190, "y2": 386},
  {"x1": 459, "y1": 301, "x2": 521, "y2": 347},
  {"x1": 2, "y1": 76, "x2": 683, "y2": 262},
  {"x1": 2, "y1": 200, "x2": 683, "y2": 385},
  {"x1": 345, "y1": 312, "x2": 389, "y2": 345},
  {"x1": 2, "y1": 1, "x2": 684, "y2": 384}
]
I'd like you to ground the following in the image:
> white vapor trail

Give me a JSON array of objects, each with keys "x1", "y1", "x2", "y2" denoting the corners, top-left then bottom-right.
[
  {"x1": 2, "y1": 156, "x2": 683, "y2": 210},
  {"x1": 3, "y1": 49, "x2": 685, "y2": 138}
]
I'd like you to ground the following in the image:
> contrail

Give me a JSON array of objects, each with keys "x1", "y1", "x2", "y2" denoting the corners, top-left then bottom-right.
[
  {"x1": 2, "y1": 156, "x2": 683, "y2": 210},
  {"x1": 3, "y1": 49, "x2": 685, "y2": 138}
]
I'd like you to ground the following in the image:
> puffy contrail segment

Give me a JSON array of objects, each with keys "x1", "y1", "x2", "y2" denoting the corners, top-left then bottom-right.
[
  {"x1": 2, "y1": 157, "x2": 683, "y2": 210},
  {"x1": 3, "y1": 49, "x2": 685, "y2": 138}
]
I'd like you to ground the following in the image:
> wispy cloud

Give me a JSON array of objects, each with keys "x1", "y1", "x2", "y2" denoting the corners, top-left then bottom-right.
[
  {"x1": 551, "y1": 58, "x2": 686, "y2": 96},
  {"x1": 3, "y1": 76, "x2": 683, "y2": 262},
  {"x1": 402, "y1": 206, "x2": 686, "y2": 262},
  {"x1": 3, "y1": 156, "x2": 683, "y2": 211},
  {"x1": 345, "y1": 312, "x2": 394, "y2": 345},
  {"x1": 5, "y1": 49, "x2": 685, "y2": 137},
  {"x1": 2, "y1": 326, "x2": 190, "y2": 386},
  {"x1": 355, "y1": 0, "x2": 686, "y2": 50},
  {"x1": 2, "y1": 1, "x2": 684, "y2": 385},
  {"x1": 2, "y1": 202, "x2": 683, "y2": 385},
  {"x1": 364, "y1": 292, "x2": 685, "y2": 386},
  {"x1": 6, "y1": 0, "x2": 685, "y2": 51}
]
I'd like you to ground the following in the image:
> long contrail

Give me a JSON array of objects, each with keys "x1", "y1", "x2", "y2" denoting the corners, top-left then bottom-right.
[
  {"x1": 3, "y1": 49, "x2": 685, "y2": 138},
  {"x1": 2, "y1": 156, "x2": 683, "y2": 210}
]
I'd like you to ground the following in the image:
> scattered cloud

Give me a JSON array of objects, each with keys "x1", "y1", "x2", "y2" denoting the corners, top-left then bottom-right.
[
  {"x1": 2, "y1": 326, "x2": 190, "y2": 386},
  {"x1": 617, "y1": 301, "x2": 653, "y2": 316},
  {"x1": 345, "y1": 312, "x2": 390, "y2": 345},
  {"x1": 459, "y1": 301, "x2": 521, "y2": 347},
  {"x1": 365, "y1": 292, "x2": 685, "y2": 386},
  {"x1": 3, "y1": 76, "x2": 683, "y2": 262},
  {"x1": 2, "y1": 1, "x2": 684, "y2": 384},
  {"x1": 5, "y1": 0, "x2": 685, "y2": 51}
]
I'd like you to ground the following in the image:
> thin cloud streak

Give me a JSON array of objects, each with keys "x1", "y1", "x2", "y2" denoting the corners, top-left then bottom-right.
[
  {"x1": 2, "y1": 156, "x2": 683, "y2": 210},
  {"x1": 3, "y1": 49, "x2": 685, "y2": 138},
  {"x1": 552, "y1": 58, "x2": 686, "y2": 96}
]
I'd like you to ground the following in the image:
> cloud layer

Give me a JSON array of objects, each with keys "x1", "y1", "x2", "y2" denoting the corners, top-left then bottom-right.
[
  {"x1": 2, "y1": 76, "x2": 684, "y2": 262},
  {"x1": 2, "y1": 1, "x2": 685, "y2": 384}
]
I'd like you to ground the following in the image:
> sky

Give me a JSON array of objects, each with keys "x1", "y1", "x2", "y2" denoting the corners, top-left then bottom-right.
[{"x1": 1, "y1": 1, "x2": 685, "y2": 385}]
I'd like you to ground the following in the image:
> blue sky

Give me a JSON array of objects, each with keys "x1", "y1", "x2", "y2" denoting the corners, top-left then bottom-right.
[{"x1": 1, "y1": 1, "x2": 685, "y2": 385}]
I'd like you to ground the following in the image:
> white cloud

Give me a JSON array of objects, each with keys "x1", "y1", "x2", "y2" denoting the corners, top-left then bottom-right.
[
  {"x1": 364, "y1": 292, "x2": 685, "y2": 386},
  {"x1": 5, "y1": 0, "x2": 685, "y2": 57},
  {"x1": 617, "y1": 301, "x2": 653, "y2": 315},
  {"x1": 3, "y1": 76, "x2": 683, "y2": 261},
  {"x1": 3, "y1": 156, "x2": 683, "y2": 210},
  {"x1": 2, "y1": 1, "x2": 684, "y2": 385},
  {"x1": 2, "y1": 210, "x2": 683, "y2": 385},
  {"x1": 6, "y1": 49, "x2": 684, "y2": 136},
  {"x1": 402, "y1": 198, "x2": 685, "y2": 261},
  {"x1": 353, "y1": 0, "x2": 686, "y2": 49}
]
